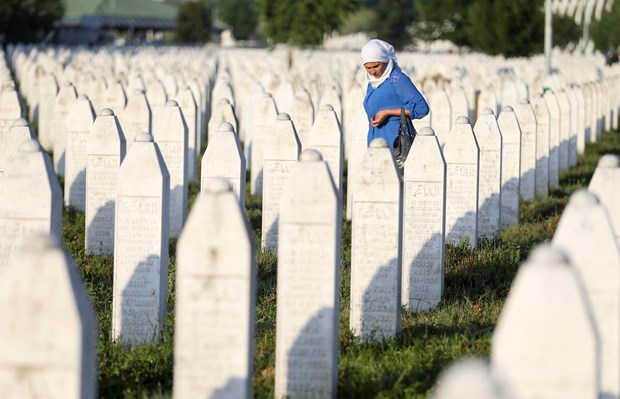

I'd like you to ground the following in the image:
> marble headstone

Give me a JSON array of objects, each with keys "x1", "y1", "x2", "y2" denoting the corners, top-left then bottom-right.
[
  {"x1": 0, "y1": 118, "x2": 35, "y2": 175},
  {"x1": 497, "y1": 106, "x2": 521, "y2": 228},
  {"x1": 514, "y1": 99, "x2": 537, "y2": 201},
  {"x1": 307, "y1": 104, "x2": 344, "y2": 196},
  {"x1": 588, "y1": 154, "x2": 620, "y2": 244}
]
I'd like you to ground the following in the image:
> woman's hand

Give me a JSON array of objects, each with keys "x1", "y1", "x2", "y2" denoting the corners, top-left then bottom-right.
[{"x1": 370, "y1": 108, "x2": 410, "y2": 127}]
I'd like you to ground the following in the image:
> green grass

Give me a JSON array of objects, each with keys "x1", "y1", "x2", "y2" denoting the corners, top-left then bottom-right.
[{"x1": 58, "y1": 128, "x2": 620, "y2": 398}]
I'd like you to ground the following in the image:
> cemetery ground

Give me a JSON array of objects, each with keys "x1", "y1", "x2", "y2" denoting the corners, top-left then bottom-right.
[{"x1": 58, "y1": 127, "x2": 620, "y2": 398}]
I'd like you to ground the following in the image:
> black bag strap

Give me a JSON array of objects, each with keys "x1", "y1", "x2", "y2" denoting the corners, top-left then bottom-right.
[{"x1": 399, "y1": 107, "x2": 407, "y2": 135}]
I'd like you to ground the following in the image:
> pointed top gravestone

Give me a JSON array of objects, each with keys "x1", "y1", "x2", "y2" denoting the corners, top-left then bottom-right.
[
  {"x1": 491, "y1": 244, "x2": 598, "y2": 399},
  {"x1": 543, "y1": 90, "x2": 561, "y2": 188},
  {"x1": 531, "y1": 94, "x2": 550, "y2": 197},
  {"x1": 350, "y1": 138, "x2": 401, "y2": 341},
  {"x1": 473, "y1": 108, "x2": 502, "y2": 240},
  {"x1": 443, "y1": 116, "x2": 479, "y2": 248},
  {"x1": 307, "y1": 104, "x2": 343, "y2": 196},
  {"x1": 0, "y1": 139, "x2": 62, "y2": 270},
  {"x1": 275, "y1": 148, "x2": 341, "y2": 399},
  {"x1": 555, "y1": 89, "x2": 572, "y2": 171},
  {"x1": 402, "y1": 127, "x2": 446, "y2": 311},
  {"x1": 85, "y1": 108, "x2": 126, "y2": 255},
  {"x1": 120, "y1": 89, "x2": 151, "y2": 150},
  {"x1": 497, "y1": 106, "x2": 521, "y2": 228},
  {"x1": 0, "y1": 86, "x2": 23, "y2": 135},
  {"x1": 249, "y1": 92, "x2": 279, "y2": 195},
  {"x1": 0, "y1": 118, "x2": 35, "y2": 175},
  {"x1": 175, "y1": 86, "x2": 198, "y2": 181},
  {"x1": 52, "y1": 81, "x2": 78, "y2": 176},
  {"x1": 173, "y1": 179, "x2": 256, "y2": 399},
  {"x1": 0, "y1": 234, "x2": 97, "y2": 399},
  {"x1": 514, "y1": 99, "x2": 537, "y2": 200},
  {"x1": 553, "y1": 189, "x2": 620, "y2": 398},
  {"x1": 430, "y1": 89, "x2": 452, "y2": 147}
]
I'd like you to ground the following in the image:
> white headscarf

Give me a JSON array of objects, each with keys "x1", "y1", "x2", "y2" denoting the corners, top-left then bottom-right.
[{"x1": 361, "y1": 39, "x2": 398, "y2": 89}]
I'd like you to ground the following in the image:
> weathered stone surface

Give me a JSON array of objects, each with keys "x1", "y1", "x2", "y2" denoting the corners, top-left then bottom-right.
[
  {"x1": 497, "y1": 106, "x2": 521, "y2": 228},
  {"x1": 249, "y1": 93, "x2": 278, "y2": 195},
  {"x1": 307, "y1": 105, "x2": 344, "y2": 196},
  {"x1": 588, "y1": 154, "x2": 620, "y2": 245},
  {"x1": 531, "y1": 94, "x2": 550, "y2": 197},
  {"x1": 0, "y1": 118, "x2": 35, "y2": 175},
  {"x1": 514, "y1": 99, "x2": 537, "y2": 200},
  {"x1": 52, "y1": 82, "x2": 78, "y2": 176},
  {"x1": 544, "y1": 91, "x2": 561, "y2": 188}
]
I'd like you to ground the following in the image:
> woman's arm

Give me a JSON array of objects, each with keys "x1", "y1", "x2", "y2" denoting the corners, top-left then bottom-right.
[
  {"x1": 395, "y1": 73, "x2": 430, "y2": 119},
  {"x1": 370, "y1": 108, "x2": 408, "y2": 127}
]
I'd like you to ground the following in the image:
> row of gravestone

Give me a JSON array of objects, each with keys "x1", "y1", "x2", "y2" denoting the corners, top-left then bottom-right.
[{"x1": 432, "y1": 154, "x2": 620, "y2": 399}]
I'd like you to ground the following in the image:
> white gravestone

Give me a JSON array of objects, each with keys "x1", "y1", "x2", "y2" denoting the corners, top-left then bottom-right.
[
  {"x1": 514, "y1": 99, "x2": 537, "y2": 200},
  {"x1": 0, "y1": 140, "x2": 62, "y2": 270},
  {"x1": 0, "y1": 118, "x2": 35, "y2": 175},
  {"x1": 289, "y1": 90, "x2": 315, "y2": 149},
  {"x1": 112, "y1": 132, "x2": 170, "y2": 345},
  {"x1": 102, "y1": 79, "x2": 127, "y2": 114},
  {"x1": 261, "y1": 113, "x2": 301, "y2": 251},
  {"x1": 582, "y1": 83, "x2": 594, "y2": 145},
  {"x1": 37, "y1": 73, "x2": 59, "y2": 150},
  {"x1": 207, "y1": 98, "x2": 238, "y2": 142},
  {"x1": 430, "y1": 89, "x2": 452, "y2": 147},
  {"x1": 473, "y1": 108, "x2": 502, "y2": 240},
  {"x1": 402, "y1": 127, "x2": 446, "y2": 311},
  {"x1": 173, "y1": 179, "x2": 256, "y2": 399},
  {"x1": 120, "y1": 89, "x2": 151, "y2": 151},
  {"x1": 249, "y1": 93, "x2": 278, "y2": 195},
  {"x1": 444, "y1": 116, "x2": 480, "y2": 248},
  {"x1": 553, "y1": 190, "x2": 620, "y2": 398},
  {"x1": 565, "y1": 86, "x2": 579, "y2": 167},
  {"x1": 152, "y1": 100, "x2": 188, "y2": 238},
  {"x1": 0, "y1": 87, "x2": 23, "y2": 135},
  {"x1": 350, "y1": 138, "x2": 401, "y2": 341},
  {"x1": 64, "y1": 94, "x2": 96, "y2": 211},
  {"x1": 432, "y1": 359, "x2": 501, "y2": 399},
  {"x1": 52, "y1": 82, "x2": 78, "y2": 176},
  {"x1": 275, "y1": 149, "x2": 341, "y2": 399},
  {"x1": 497, "y1": 106, "x2": 521, "y2": 228},
  {"x1": 531, "y1": 94, "x2": 550, "y2": 197},
  {"x1": 573, "y1": 84, "x2": 587, "y2": 154},
  {"x1": 307, "y1": 104, "x2": 344, "y2": 197},
  {"x1": 175, "y1": 87, "x2": 199, "y2": 181},
  {"x1": 555, "y1": 89, "x2": 572, "y2": 172},
  {"x1": 85, "y1": 108, "x2": 126, "y2": 255},
  {"x1": 491, "y1": 245, "x2": 598, "y2": 399},
  {"x1": 201, "y1": 122, "x2": 246, "y2": 208},
  {"x1": 589, "y1": 154, "x2": 620, "y2": 245},
  {"x1": 543, "y1": 91, "x2": 561, "y2": 188},
  {"x1": 477, "y1": 86, "x2": 500, "y2": 117},
  {"x1": 0, "y1": 235, "x2": 97, "y2": 399},
  {"x1": 346, "y1": 106, "x2": 370, "y2": 220}
]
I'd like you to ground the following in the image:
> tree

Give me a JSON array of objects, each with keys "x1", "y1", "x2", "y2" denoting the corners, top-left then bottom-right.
[
  {"x1": 258, "y1": 0, "x2": 357, "y2": 46},
  {"x1": 0, "y1": 0, "x2": 64, "y2": 44},
  {"x1": 466, "y1": 0, "x2": 544, "y2": 57},
  {"x1": 590, "y1": 1, "x2": 620, "y2": 53},
  {"x1": 414, "y1": 0, "x2": 474, "y2": 48},
  {"x1": 552, "y1": 14, "x2": 581, "y2": 50},
  {"x1": 175, "y1": 0, "x2": 212, "y2": 43},
  {"x1": 371, "y1": 0, "x2": 417, "y2": 50},
  {"x1": 217, "y1": 0, "x2": 258, "y2": 40}
]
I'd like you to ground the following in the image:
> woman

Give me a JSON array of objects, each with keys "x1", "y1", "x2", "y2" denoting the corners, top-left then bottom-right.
[{"x1": 361, "y1": 39, "x2": 429, "y2": 148}]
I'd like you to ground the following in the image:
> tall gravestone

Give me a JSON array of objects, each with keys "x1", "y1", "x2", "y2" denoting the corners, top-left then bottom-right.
[
  {"x1": 307, "y1": 105, "x2": 344, "y2": 197},
  {"x1": 491, "y1": 245, "x2": 598, "y2": 399},
  {"x1": 52, "y1": 82, "x2": 78, "y2": 176},
  {"x1": 173, "y1": 179, "x2": 256, "y2": 399},
  {"x1": 444, "y1": 116, "x2": 480, "y2": 248},
  {"x1": 249, "y1": 93, "x2": 278, "y2": 195},
  {"x1": 350, "y1": 138, "x2": 401, "y2": 341},
  {"x1": 0, "y1": 235, "x2": 97, "y2": 399},
  {"x1": 275, "y1": 149, "x2": 341, "y2": 399},
  {"x1": 120, "y1": 89, "x2": 151, "y2": 151},
  {"x1": 514, "y1": 99, "x2": 537, "y2": 200},
  {"x1": 37, "y1": 73, "x2": 59, "y2": 150},
  {"x1": 102, "y1": 79, "x2": 127, "y2": 114},
  {"x1": 589, "y1": 154, "x2": 620, "y2": 245},
  {"x1": 497, "y1": 106, "x2": 521, "y2": 228},
  {"x1": 261, "y1": 113, "x2": 301, "y2": 251},
  {"x1": 112, "y1": 132, "x2": 170, "y2": 345},
  {"x1": 402, "y1": 127, "x2": 446, "y2": 311},
  {"x1": 201, "y1": 122, "x2": 246, "y2": 208},
  {"x1": 152, "y1": 100, "x2": 188, "y2": 237},
  {"x1": 430, "y1": 89, "x2": 452, "y2": 147},
  {"x1": 565, "y1": 86, "x2": 579, "y2": 167},
  {"x1": 289, "y1": 90, "x2": 315, "y2": 149},
  {"x1": 207, "y1": 98, "x2": 237, "y2": 142},
  {"x1": 544, "y1": 90, "x2": 561, "y2": 188},
  {"x1": 85, "y1": 108, "x2": 126, "y2": 255},
  {"x1": 553, "y1": 190, "x2": 620, "y2": 398},
  {"x1": 0, "y1": 118, "x2": 35, "y2": 175},
  {"x1": 176, "y1": 87, "x2": 199, "y2": 181},
  {"x1": 64, "y1": 94, "x2": 96, "y2": 211},
  {"x1": 0, "y1": 140, "x2": 62, "y2": 270},
  {"x1": 473, "y1": 108, "x2": 502, "y2": 240},
  {"x1": 0, "y1": 87, "x2": 23, "y2": 135},
  {"x1": 346, "y1": 106, "x2": 371, "y2": 220},
  {"x1": 572, "y1": 84, "x2": 587, "y2": 155},
  {"x1": 531, "y1": 94, "x2": 550, "y2": 197},
  {"x1": 555, "y1": 89, "x2": 572, "y2": 172}
]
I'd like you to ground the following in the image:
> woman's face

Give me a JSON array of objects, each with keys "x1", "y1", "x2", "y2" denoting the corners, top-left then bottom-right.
[{"x1": 364, "y1": 62, "x2": 387, "y2": 78}]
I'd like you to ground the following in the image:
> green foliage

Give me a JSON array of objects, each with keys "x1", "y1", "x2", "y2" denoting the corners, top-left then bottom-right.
[
  {"x1": 217, "y1": 0, "x2": 258, "y2": 40},
  {"x1": 414, "y1": 0, "x2": 473, "y2": 47},
  {"x1": 175, "y1": 0, "x2": 212, "y2": 44},
  {"x1": 258, "y1": 0, "x2": 357, "y2": 46},
  {"x1": 590, "y1": 0, "x2": 620, "y2": 52},
  {"x1": 371, "y1": 0, "x2": 417, "y2": 50},
  {"x1": 340, "y1": 7, "x2": 378, "y2": 35},
  {"x1": 466, "y1": 0, "x2": 544, "y2": 57},
  {"x1": 56, "y1": 124, "x2": 620, "y2": 396},
  {"x1": 0, "y1": 0, "x2": 64, "y2": 44},
  {"x1": 552, "y1": 14, "x2": 581, "y2": 50}
]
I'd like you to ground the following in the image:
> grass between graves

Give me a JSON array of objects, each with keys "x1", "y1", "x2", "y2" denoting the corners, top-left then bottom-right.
[{"x1": 59, "y1": 128, "x2": 620, "y2": 398}]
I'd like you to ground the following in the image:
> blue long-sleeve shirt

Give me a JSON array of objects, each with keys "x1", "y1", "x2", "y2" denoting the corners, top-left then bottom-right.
[{"x1": 363, "y1": 67, "x2": 429, "y2": 148}]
